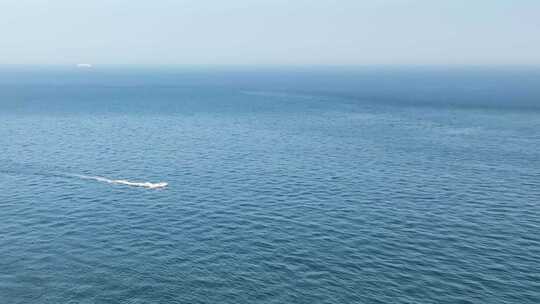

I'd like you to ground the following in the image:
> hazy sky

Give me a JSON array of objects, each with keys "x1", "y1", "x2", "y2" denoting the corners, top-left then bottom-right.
[{"x1": 1, "y1": 0, "x2": 539, "y2": 65}]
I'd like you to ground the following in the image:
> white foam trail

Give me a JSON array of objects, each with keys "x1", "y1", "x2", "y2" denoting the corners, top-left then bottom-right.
[{"x1": 72, "y1": 174, "x2": 168, "y2": 189}]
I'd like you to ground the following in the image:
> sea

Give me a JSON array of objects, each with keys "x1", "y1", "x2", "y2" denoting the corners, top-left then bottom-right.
[{"x1": 1, "y1": 66, "x2": 539, "y2": 303}]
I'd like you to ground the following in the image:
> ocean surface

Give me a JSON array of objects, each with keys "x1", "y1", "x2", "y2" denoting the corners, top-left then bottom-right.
[{"x1": 1, "y1": 66, "x2": 539, "y2": 303}]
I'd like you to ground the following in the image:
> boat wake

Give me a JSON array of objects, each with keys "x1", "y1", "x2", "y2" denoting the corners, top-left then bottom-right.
[
  {"x1": 72, "y1": 174, "x2": 168, "y2": 189},
  {"x1": 0, "y1": 161, "x2": 168, "y2": 189}
]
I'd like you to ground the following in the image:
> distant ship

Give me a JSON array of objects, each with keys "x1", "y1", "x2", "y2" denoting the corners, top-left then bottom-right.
[{"x1": 76, "y1": 63, "x2": 93, "y2": 68}]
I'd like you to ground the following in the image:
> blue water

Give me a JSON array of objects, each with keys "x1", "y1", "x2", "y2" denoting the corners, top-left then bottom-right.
[{"x1": 1, "y1": 66, "x2": 539, "y2": 303}]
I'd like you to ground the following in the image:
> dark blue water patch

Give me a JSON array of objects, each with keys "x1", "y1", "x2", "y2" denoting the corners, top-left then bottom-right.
[
  {"x1": 1, "y1": 66, "x2": 540, "y2": 111},
  {"x1": 1, "y1": 67, "x2": 539, "y2": 304}
]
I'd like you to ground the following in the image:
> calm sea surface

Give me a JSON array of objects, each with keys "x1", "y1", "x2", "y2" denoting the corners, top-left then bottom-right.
[{"x1": 1, "y1": 67, "x2": 539, "y2": 303}]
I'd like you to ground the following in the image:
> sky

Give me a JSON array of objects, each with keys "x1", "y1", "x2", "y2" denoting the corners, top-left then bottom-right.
[{"x1": 0, "y1": 0, "x2": 539, "y2": 66}]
